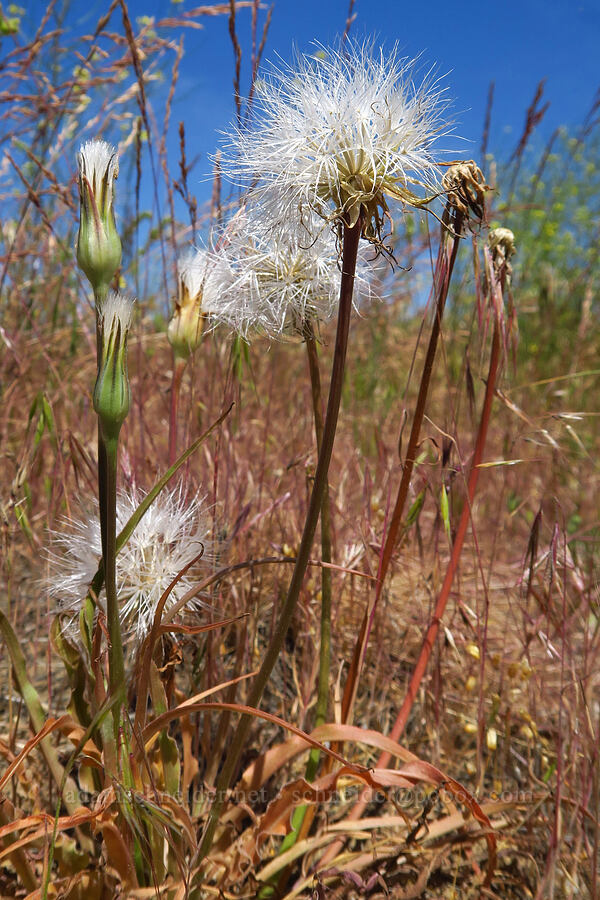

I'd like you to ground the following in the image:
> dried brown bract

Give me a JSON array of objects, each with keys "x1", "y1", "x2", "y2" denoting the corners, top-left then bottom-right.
[
  {"x1": 442, "y1": 160, "x2": 489, "y2": 223},
  {"x1": 489, "y1": 226, "x2": 516, "y2": 281}
]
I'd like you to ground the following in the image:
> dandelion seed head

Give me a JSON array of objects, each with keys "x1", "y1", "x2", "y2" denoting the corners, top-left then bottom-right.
[
  {"x1": 194, "y1": 208, "x2": 380, "y2": 339},
  {"x1": 47, "y1": 487, "x2": 213, "y2": 644},
  {"x1": 223, "y1": 41, "x2": 452, "y2": 239}
]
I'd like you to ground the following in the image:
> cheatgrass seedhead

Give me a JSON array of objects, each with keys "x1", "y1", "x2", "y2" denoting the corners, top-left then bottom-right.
[
  {"x1": 93, "y1": 291, "x2": 134, "y2": 443},
  {"x1": 77, "y1": 139, "x2": 122, "y2": 296},
  {"x1": 223, "y1": 41, "x2": 452, "y2": 241}
]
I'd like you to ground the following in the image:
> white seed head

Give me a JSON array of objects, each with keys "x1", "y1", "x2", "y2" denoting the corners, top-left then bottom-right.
[
  {"x1": 222, "y1": 41, "x2": 452, "y2": 238},
  {"x1": 47, "y1": 487, "x2": 213, "y2": 644},
  {"x1": 194, "y1": 207, "x2": 380, "y2": 339}
]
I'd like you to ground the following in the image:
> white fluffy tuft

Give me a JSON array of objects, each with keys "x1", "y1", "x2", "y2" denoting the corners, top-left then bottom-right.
[{"x1": 47, "y1": 486, "x2": 214, "y2": 644}]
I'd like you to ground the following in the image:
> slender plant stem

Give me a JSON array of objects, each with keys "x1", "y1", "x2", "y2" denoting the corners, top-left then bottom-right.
[
  {"x1": 168, "y1": 355, "x2": 186, "y2": 466},
  {"x1": 98, "y1": 434, "x2": 126, "y2": 775},
  {"x1": 319, "y1": 317, "x2": 502, "y2": 869},
  {"x1": 261, "y1": 324, "x2": 335, "y2": 895},
  {"x1": 95, "y1": 298, "x2": 108, "y2": 562},
  {"x1": 195, "y1": 217, "x2": 362, "y2": 865},
  {"x1": 390, "y1": 320, "x2": 501, "y2": 739},
  {"x1": 98, "y1": 426, "x2": 108, "y2": 561},
  {"x1": 340, "y1": 206, "x2": 464, "y2": 725},
  {"x1": 102, "y1": 437, "x2": 126, "y2": 705},
  {"x1": 94, "y1": 288, "x2": 124, "y2": 776},
  {"x1": 304, "y1": 322, "x2": 333, "y2": 735}
]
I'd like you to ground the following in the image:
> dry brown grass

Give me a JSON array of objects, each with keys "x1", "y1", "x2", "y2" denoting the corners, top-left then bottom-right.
[
  {"x1": 1, "y1": 3, "x2": 599, "y2": 898},
  {"x1": 3, "y1": 296, "x2": 600, "y2": 896}
]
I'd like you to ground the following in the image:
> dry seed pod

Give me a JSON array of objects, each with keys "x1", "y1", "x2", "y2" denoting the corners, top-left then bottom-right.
[
  {"x1": 488, "y1": 226, "x2": 516, "y2": 280},
  {"x1": 442, "y1": 160, "x2": 489, "y2": 221}
]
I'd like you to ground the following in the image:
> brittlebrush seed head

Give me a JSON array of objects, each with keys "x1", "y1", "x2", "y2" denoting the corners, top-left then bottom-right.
[
  {"x1": 222, "y1": 41, "x2": 452, "y2": 241},
  {"x1": 197, "y1": 207, "x2": 379, "y2": 338},
  {"x1": 76, "y1": 139, "x2": 121, "y2": 297},
  {"x1": 47, "y1": 486, "x2": 214, "y2": 644}
]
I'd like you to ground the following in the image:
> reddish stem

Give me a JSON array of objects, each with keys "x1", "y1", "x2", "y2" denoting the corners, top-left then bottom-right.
[
  {"x1": 319, "y1": 312, "x2": 502, "y2": 878},
  {"x1": 389, "y1": 319, "x2": 501, "y2": 742},
  {"x1": 168, "y1": 356, "x2": 186, "y2": 466},
  {"x1": 341, "y1": 207, "x2": 464, "y2": 724},
  {"x1": 195, "y1": 216, "x2": 362, "y2": 866}
]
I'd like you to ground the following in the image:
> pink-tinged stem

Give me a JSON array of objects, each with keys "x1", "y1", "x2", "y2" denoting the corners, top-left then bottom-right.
[
  {"x1": 341, "y1": 207, "x2": 464, "y2": 725},
  {"x1": 319, "y1": 291, "x2": 502, "y2": 881},
  {"x1": 388, "y1": 319, "x2": 501, "y2": 741},
  {"x1": 168, "y1": 356, "x2": 186, "y2": 467}
]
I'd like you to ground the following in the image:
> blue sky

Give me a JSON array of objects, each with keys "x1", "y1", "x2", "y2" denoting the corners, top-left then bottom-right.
[
  {"x1": 26, "y1": 0, "x2": 598, "y2": 144},
  {"x1": 134, "y1": 0, "x2": 599, "y2": 160},
  {"x1": 14, "y1": 0, "x2": 600, "y2": 217}
]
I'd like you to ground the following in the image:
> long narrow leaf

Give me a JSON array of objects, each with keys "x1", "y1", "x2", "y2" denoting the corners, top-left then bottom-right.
[{"x1": 0, "y1": 610, "x2": 83, "y2": 813}]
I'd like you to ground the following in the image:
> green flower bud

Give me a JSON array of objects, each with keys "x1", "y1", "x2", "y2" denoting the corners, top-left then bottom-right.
[
  {"x1": 93, "y1": 292, "x2": 134, "y2": 443},
  {"x1": 77, "y1": 140, "x2": 122, "y2": 296},
  {"x1": 167, "y1": 252, "x2": 208, "y2": 361}
]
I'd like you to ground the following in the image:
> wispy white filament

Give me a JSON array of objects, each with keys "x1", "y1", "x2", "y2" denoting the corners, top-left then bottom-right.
[
  {"x1": 48, "y1": 487, "x2": 213, "y2": 644},
  {"x1": 222, "y1": 41, "x2": 452, "y2": 230},
  {"x1": 77, "y1": 140, "x2": 119, "y2": 204},
  {"x1": 185, "y1": 209, "x2": 379, "y2": 338},
  {"x1": 99, "y1": 290, "x2": 135, "y2": 333}
]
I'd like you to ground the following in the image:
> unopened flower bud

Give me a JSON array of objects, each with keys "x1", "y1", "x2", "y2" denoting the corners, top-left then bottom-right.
[
  {"x1": 77, "y1": 140, "x2": 122, "y2": 297},
  {"x1": 93, "y1": 292, "x2": 134, "y2": 443},
  {"x1": 167, "y1": 252, "x2": 208, "y2": 360}
]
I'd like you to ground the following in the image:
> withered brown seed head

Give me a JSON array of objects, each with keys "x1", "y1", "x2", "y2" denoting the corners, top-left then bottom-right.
[
  {"x1": 488, "y1": 227, "x2": 516, "y2": 280},
  {"x1": 442, "y1": 160, "x2": 489, "y2": 221}
]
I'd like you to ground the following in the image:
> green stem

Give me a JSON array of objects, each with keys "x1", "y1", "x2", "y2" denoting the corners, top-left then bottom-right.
[
  {"x1": 94, "y1": 285, "x2": 127, "y2": 773},
  {"x1": 103, "y1": 437, "x2": 126, "y2": 704},
  {"x1": 97, "y1": 432, "x2": 126, "y2": 778},
  {"x1": 195, "y1": 217, "x2": 362, "y2": 867},
  {"x1": 98, "y1": 425, "x2": 108, "y2": 562},
  {"x1": 95, "y1": 297, "x2": 108, "y2": 563}
]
